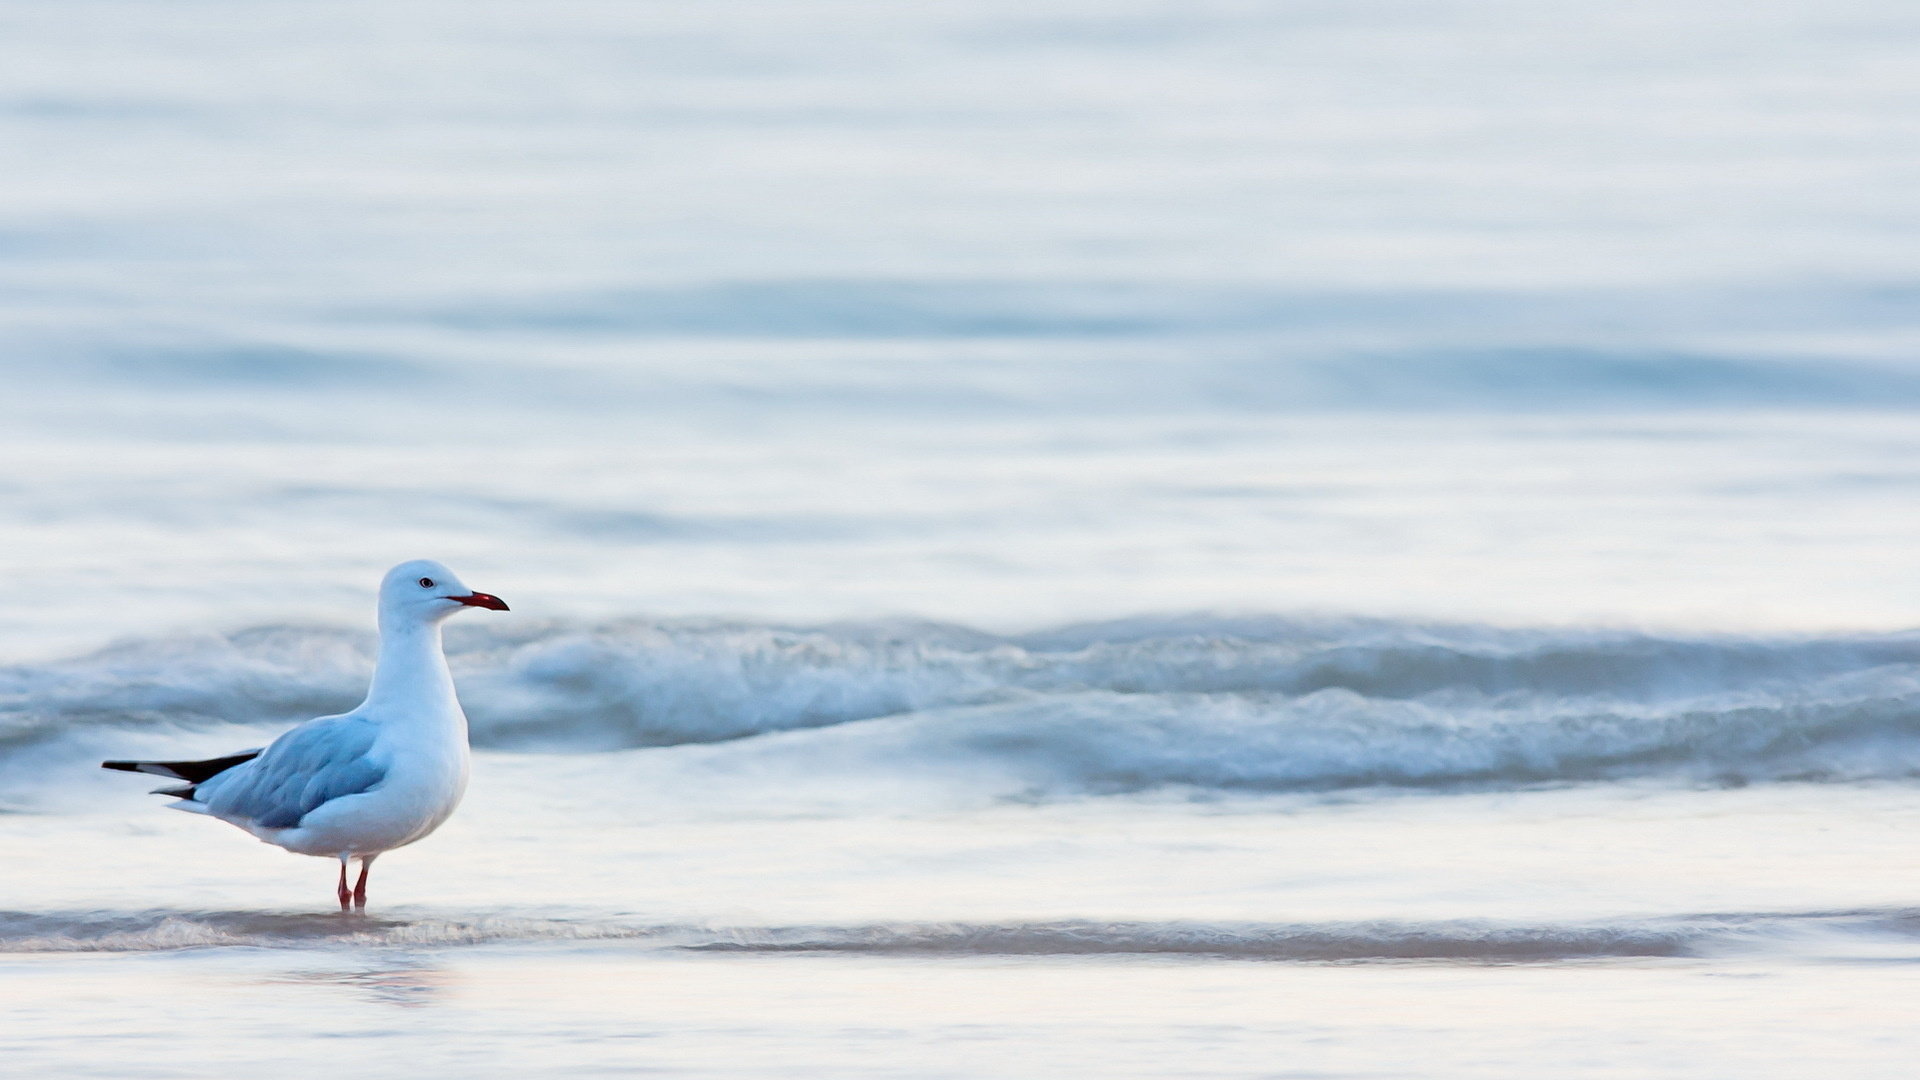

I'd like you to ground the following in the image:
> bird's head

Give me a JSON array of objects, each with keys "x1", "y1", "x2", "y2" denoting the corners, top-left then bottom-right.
[{"x1": 378, "y1": 559, "x2": 509, "y2": 626}]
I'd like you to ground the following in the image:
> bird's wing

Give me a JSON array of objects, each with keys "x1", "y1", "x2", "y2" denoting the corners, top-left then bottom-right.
[{"x1": 200, "y1": 714, "x2": 385, "y2": 830}]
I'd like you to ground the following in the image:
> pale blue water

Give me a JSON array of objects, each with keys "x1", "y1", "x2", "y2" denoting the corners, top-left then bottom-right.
[{"x1": 5, "y1": 1, "x2": 1920, "y2": 1076}]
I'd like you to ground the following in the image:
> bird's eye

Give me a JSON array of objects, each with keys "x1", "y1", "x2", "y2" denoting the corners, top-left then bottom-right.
[{"x1": 418, "y1": 577, "x2": 435, "y2": 589}]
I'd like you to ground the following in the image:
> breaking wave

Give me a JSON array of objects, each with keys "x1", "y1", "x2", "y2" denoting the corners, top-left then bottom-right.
[{"x1": 7, "y1": 615, "x2": 1920, "y2": 798}]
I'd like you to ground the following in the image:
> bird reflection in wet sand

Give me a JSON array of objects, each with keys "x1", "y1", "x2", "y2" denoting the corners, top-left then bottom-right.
[{"x1": 266, "y1": 960, "x2": 455, "y2": 1008}]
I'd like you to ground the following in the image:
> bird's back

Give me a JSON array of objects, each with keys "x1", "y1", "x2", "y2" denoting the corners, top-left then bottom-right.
[{"x1": 199, "y1": 713, "x2": 384, "y2": 830}]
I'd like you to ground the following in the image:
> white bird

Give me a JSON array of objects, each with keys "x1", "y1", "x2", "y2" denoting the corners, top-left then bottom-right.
[{"x1": 103, "y1": 559, "x2": 509, "y2": 911}]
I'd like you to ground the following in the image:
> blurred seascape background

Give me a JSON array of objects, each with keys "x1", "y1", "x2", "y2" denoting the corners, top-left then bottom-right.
[{"x1": 5, "y1": 1, "x2": 1920, "y2": 1077}]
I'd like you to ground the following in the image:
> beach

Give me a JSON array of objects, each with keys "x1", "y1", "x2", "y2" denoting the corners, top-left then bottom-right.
[{"x1": 5, "y1": 0, "x2": 1920, "y2": 1075}]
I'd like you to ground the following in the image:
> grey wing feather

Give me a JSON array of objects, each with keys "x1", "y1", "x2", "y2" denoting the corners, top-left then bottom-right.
[{"x1": 201, "y1": 715, "x2": 385, "y2": 829}]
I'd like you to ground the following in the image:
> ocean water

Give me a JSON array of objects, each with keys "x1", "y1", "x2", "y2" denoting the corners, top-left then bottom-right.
[{"x1": 6, "y1": 0, "x2": 1920, "y2": 1076}]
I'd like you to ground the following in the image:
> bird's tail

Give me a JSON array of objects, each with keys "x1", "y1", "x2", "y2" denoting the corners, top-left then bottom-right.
[{"x1": 101, "y1": 750, "x2": 261, "y2": 798}]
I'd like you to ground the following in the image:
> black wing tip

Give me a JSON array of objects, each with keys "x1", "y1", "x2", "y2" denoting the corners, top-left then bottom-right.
[{"x1": 100, "y1": 751, "x2": 262, "y2": 783}]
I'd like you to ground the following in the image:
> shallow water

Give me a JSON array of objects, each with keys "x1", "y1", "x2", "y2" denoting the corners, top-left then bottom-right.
[
  {"x1": 13, "y1": 768, "x2": 1920, "y2": 1075},
  {"x1": 11, "y1": 781, "x2": 1920, "y2": 1076},
  {"x1": 6, "y1": 0, "x2": 1920, "y2": 1075}
]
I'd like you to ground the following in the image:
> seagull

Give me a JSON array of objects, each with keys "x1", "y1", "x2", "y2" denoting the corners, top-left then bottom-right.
[{"x1": 103, "y1": 559, "x2": 508, "y2": 911}]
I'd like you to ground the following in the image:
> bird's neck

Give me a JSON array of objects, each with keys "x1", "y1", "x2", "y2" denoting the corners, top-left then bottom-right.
[{"x1": 362, "y1": 617, "x2": 462, "y2": 720}]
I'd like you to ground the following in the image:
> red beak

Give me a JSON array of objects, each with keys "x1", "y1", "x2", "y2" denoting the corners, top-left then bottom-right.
[{"x1": 452, "y1": 592, "x2": 509, "y2": 611}]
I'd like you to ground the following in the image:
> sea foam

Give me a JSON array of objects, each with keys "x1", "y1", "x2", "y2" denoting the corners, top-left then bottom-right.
[{"x1": 5, "y1": 906, "x2": 1916, "y2": 962}]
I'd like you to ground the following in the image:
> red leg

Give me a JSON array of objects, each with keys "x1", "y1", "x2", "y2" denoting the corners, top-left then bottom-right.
[
  {"x1": 352, "y1": 857, "x2": 372, "y2": 910},
  {"x1": 336, "y1": 860, "x2": 352, "y2": 912}
]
